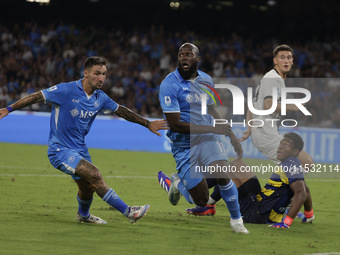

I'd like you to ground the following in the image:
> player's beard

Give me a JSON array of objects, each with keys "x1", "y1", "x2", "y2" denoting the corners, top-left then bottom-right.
[{"x1": 178, "y1": 62, "x2": 198, "y2": 80}]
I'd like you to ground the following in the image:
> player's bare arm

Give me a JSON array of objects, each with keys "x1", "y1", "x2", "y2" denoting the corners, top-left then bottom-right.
[
  {"x1": 208, "y1": 104, "x2": 243, "y2": 158},
  {"x1": 303, "y1": 184, "x2": 313, "y2": 211},
  {"x1": 207, "y1": 104, "x2": 221, "y2": 119},
  {"x1": 164, "y1": 112, "x2": 230, "y2": 136},
  {"x1": 239, "y1": 108, "x2": 253, "y2": 141},
  {"x1": 115, "y1": 105, "x2": 168, "y2": 136},
  {"x1": 287, "y1": 180, "x2": 308, "y2": 218},
  {"x1": 0, "y1": 91, "x2": 44, "y2": 120},
  {"x1": 230, "y1": 132, "x2": 243, "y2": 159}
]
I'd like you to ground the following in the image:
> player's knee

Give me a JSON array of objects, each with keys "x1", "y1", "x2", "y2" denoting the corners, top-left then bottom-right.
[
  {"x1": 90, "y1": 173, "x2": 105, "y2": 186},
  {"x1": 300, "y1": 190, "x2": 308, "y2": 202},
  {"x1": 193, "y1": 195, "x2": 209, "y2": 207},
  {"x1": 79, "y1": 184, "x2": 95, "y2": 194},
  {"x1": 216, "y1": 178, "x2": 230, "y2": 185}
]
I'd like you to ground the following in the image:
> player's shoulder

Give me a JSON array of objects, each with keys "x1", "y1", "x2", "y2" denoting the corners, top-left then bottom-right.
[
  {"x1": 281, "y1": 157, "x2": 301, "y2": 167},
  {"x1": 280, "y1": 157, "x2": 303, "y2": 176},
  {"x1": 262, "y1": 69, "x2": 282, "y2": 79},
  {"x1": 58, "y1": 80, "x2": 78, "y2": 89},
  {"x1": 161, "y1": 70, "x2": 178, "y2": 83},
  {"x1": 160, "y1": 70, "x2": 181, "y2": 91},
  {"x1": 96, "y1": 89, "x2": 109, "y2": 97},
  {"x1": 197, "y1": 70, "x2": 212, "y2": 80},
  {"x1": 45, "y1": 80, "x2": 75, "y2": 93}
]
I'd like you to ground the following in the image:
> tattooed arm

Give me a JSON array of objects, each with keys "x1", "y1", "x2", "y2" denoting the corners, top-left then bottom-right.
[
  {"x1": 115, "y1": 105, "x2": 149, "y2": 127},
  {"x1": 0, "y1": 91, "x2": 45, "y2": 120},
  {"x1": 115, "y1": 105, "x2": 169, "y2": 136}
]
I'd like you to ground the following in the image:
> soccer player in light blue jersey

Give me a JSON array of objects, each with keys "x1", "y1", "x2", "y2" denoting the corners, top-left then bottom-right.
[
  {"x1": 158, "y1": 43, "x2": 249, "y2": 234},
  {"x1": 0, "y1": 56, "x2": 168, "y2": 224}
]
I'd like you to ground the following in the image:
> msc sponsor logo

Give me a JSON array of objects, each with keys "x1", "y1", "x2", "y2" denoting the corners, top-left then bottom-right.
[{"x1": 70, "y1": 108, "x2": 98, "y2": 118}]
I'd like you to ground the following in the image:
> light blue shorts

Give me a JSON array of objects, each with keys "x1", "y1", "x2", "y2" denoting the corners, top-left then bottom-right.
[
  {"x1": 48, "y1": 147, "x2": 92, "y2": 180},
  {"x1": 171, "y1": 134, "x2": 229, "y2": 190}
]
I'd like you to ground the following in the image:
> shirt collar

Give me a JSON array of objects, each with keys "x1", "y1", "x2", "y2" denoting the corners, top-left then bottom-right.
[
  {"x1": 174, "y1": 68, "x2": 201, "y2": 83},
  {"x1": 76, "y1": 78, "x2": 97, "y2": 95}
]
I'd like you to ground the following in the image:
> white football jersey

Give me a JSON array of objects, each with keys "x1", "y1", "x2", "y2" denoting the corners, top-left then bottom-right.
[{"x1": 251, "y1": 69, "x2": 285, "y2": 135}]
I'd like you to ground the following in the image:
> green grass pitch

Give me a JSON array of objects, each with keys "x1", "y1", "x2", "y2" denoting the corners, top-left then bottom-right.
[{"x1": 0, "y1": 143, "x2": 339, "y2": 255}]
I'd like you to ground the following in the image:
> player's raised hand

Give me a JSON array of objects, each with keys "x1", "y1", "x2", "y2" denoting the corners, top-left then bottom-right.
[
  {"x1": 0, "y1": 108, "x2": 10, "y2": 120},
  {"x1": 147, "y1": 119, "x2": 169, "y2": 136},
  {"x1": 239, "y1": 128, "x2": 251, "y2": 142},
  {"x1": 230, "y1": 132, "x2": 243, "y2": 159}
]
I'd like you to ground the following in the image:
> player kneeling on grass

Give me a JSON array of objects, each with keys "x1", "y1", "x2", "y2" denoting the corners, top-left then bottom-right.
[
  {"x1": 159, "y1": 132, "x2": 314, "y2": 228},
  {"x1": 0, "y1": 56, "x2": 169, "y2": 224}
]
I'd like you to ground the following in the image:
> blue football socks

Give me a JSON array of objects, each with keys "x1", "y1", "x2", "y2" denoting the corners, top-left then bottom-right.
[
  {"x1": 177, "y1": 181, "x2": 195, "y2": 204},
  {"x1": 77, "y1": 195, "x2": 93, "y2": 218},
  {"x1": 218, "y1": 180, "x2": 241, "y2": 219},
  {"x1": 102, "y1": 188, "x2": 129, "y2": 216}
]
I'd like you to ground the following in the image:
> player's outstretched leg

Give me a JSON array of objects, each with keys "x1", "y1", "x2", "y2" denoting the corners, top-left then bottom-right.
[
  {"x1": 158, "y1": 171, "x2": 195, "y2": 205},
  {"x1": 186, "y1": 204, "x2": 216, "y2": 216},
  {"x1": 74, "y1": 178, "x2": 107, "y2": 224},
  {"x1": 102, "y1": 188, "x2": 150, "y2": 224},
  {"x1": 126, "y1": 205, "x2": 151, "y2": 224},
  {"x1": 75, "y1": 159, "x2": 150, "y2": 224},
  {"x1": 76, "y1": 212, "x2": 107, "y2": 224},
  {"x1": 230, "y1": 217, "x2": 249, "y2": 234},
  {"x1": 168, "y1": 173, "x2": 181, "y2": 205},
  {"x1": 218, "y1": 180, "x2": 249, "y2": 234},
  {"x1": 185, "y1": 179, "x2": 220, "y2": 216},
  {"x1": 158, "y1": 171, "x2": 171, "y2": 193}
]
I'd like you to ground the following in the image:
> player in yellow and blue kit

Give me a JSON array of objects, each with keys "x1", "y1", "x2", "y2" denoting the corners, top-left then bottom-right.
[
  {"x1": 158, "y1": 43, "x2": 249, "y2": 234},
  {"x1": 0, "y1": 56, "x2": 168, "y2": 224}
]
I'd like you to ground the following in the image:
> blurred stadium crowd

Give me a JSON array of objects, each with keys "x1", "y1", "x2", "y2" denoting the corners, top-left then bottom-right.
[{"x1": 0, "y1": 22, "x2": 339, "y2": 128}]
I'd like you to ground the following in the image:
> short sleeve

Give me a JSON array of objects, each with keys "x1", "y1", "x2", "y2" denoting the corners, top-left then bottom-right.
[
  {"x1": 260, "y1": 77, "x2": 284, "y2": 102},
  {"x1": 159, "y1": 82, "x2": 180, "y2": 113},
  {"x1": 101, "y1": 93, "x2": 119, "y2": 114},
  {"x1": 281, "y1": 160, "x2": 304, "y2": 184},
  {"x1": 42, "y1": 83, "x2": 69, "y2": 105}
]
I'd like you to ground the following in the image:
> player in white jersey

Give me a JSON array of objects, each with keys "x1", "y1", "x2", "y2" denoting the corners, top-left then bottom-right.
[{"x1": 240, "y1": 44, "x2": 313, "y2": 167}]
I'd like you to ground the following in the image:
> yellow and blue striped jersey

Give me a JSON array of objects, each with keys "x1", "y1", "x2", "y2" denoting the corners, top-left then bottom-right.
[{"x1": 257, "y1": 157, "x2": 304, "y2": 223}]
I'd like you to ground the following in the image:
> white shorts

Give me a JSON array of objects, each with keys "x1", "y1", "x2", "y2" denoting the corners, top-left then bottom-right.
[{"x1": 251, "y1": 128, "x2": 283, "y2": 164}]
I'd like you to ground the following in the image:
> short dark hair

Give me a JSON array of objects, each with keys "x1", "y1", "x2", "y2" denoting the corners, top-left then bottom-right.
[
  {"x1": 273, "y1": 44, "x2": 293, "y2": 57},
  {"x1": 284, "y1": 132, "x2": 304, "y2": 152},
  {"x1": 179, "y1": 43, "x2": 200, "y2": 57},
  {"x1": 84, "y1": 56, "x2": 107, "y2": 69}
]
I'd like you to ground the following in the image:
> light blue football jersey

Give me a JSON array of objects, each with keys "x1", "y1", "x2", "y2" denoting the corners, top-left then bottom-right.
[
  {"x1": 159, "y1": 68, "x2": 215, "y2": 148},
  {"x1": 42, "y1": 79, "x2": 118, "y2": 151}
]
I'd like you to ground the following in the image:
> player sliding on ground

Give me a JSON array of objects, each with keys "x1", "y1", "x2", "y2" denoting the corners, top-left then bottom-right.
[
  {"x1": 159, "y1": 132, "x2": 314, "y2": 228},
  {"x1": 0, "y1": 56, "x2": 168, "y2": 224}
]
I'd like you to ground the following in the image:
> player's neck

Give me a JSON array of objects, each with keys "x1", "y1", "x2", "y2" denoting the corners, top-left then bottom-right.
[
  {"x1": 274, "y1": 67, "x2": 287, "y2": 79},
  {"x1": 82, "y1": 79, "x2": 95, "y2": 96}
]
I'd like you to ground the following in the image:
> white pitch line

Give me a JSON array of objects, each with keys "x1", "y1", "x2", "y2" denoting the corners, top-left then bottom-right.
[{"x1": 0, "y1": 165, "x2": 50, "y2": 171}]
